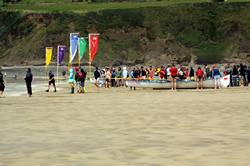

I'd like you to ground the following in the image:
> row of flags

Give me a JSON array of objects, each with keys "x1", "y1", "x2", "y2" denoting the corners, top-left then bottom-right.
[{"x1": 45, "y1": 33, "x2": 99, "y2": 66}]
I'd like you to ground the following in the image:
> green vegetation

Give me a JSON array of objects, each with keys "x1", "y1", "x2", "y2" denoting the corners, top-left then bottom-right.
[
  {"x1": 2, "y1": 0, "x2": 250, "y2": 13},
  {"x1": 0, "y1": 1, "x2": 250, "y2": 65}
]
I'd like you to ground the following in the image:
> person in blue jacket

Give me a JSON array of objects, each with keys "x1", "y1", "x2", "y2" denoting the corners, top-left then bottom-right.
[{"x1": 212, "y1": 64, "x2": 221, "y2": 89}]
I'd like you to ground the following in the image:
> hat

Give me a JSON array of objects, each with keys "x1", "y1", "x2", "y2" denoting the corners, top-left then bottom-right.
[{"x1": 123, "y1": 67, "x2": 126, "y2": 70}]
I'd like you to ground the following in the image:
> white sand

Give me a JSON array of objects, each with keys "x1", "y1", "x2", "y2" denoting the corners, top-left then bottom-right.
[{"x1": 0, "y1": 86, "x2": 250, "y2": 166}]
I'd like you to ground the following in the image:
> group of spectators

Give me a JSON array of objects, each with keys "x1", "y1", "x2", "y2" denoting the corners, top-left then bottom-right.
[
  {"x1": 93, "y1": 63, "x2": 250, "y2": 89},
  {"x1": 0, "y1": 63, "x2": 249, "y2": 97}
]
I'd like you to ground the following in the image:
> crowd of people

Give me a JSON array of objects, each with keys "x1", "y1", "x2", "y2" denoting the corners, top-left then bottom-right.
[
  {"x1": 0, "y1": 63, "x2": 249, "y2": 97},
  {"x1": 93, "y1": 64, "x2": 250, "y2": 90}
]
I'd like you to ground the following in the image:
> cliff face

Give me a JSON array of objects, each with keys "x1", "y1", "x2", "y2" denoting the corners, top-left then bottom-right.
[{"x1": 1, "y1": 2, "x2": 250, "y2": 66}]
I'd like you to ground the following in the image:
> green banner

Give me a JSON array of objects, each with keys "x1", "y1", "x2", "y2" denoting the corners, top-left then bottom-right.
[{"x1": 79, "y1": 37, "x2": 87, "y2": 60}]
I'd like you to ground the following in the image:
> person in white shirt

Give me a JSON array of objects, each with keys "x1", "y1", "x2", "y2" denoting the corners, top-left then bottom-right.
[
  {"x1": 122, "y1": 67, "x2": 128, "y2": 87},
  {"x1": 166, "y1": 65, "x2": 171, "y2": 78}
]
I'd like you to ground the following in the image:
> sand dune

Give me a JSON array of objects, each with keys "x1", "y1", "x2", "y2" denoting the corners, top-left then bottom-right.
[{"x1": 0, "y1": 85, "x2": 250, "y2": 166}]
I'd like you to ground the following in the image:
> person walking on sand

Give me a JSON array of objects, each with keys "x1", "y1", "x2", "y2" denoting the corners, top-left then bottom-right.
[
  {"x1": 212, "y1": 65, "x2": 221, "y2": 89},
  {"x1": 24, "y1": 68, "x2": 33, "y2": 97},
  {"x1": 196, "y1": 66, "x2": 204, "y2": 89},
  {"x1": 0, "y1": 70, "x2": 5, "y2": 97},
  {"x1": 46, "y1": 71, "x2": 56, "y2": 92},
  {"x1": 170, "y1": 64, "x2": 178, "y2": 90}
]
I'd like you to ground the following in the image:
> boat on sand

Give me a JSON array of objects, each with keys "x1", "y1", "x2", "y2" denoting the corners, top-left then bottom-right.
[{"x1": 125, "y1": 75, "x2": 230, "y2": 89}]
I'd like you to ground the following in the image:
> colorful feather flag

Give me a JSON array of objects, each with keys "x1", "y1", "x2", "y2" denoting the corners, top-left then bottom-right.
[
  {"x1": 69, "y1": 33, "x2": 79, "y2": 63},
  {"x1": 89, "y1": 33, "x2": 99, "y2": 63},
  {"x1": 79, "y1": 37, "x2": 87, "y2": 61},
  {"x1": 58, "y1": 45, "x2": 66, "y2": 65},
  {"x1": 45, "y1": 47, "x2": 53, "y2": 66}
]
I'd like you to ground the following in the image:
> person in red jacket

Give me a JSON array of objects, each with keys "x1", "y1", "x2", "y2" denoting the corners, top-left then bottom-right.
[
  {"x1": 170, "y1": 64, "x2": 178, "y2": 90},
  {"x1": 196, "y1": 66, "x2": 204, "y2": 89},
  {"x1": 159, "y1": 66, "x2": 166, "y2": 80}
]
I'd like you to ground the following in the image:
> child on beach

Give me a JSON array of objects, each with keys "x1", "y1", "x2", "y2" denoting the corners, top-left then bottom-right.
[{"x1": 46, "y1": 71, "x2": 56, "y2": 92}]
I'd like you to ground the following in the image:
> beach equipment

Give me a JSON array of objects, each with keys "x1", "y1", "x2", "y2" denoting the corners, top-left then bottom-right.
[{"x1": 125, "y1": 75, "x2": 230, "y2": 89}]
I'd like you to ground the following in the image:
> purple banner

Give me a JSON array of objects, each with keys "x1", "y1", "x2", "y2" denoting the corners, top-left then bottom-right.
[{"x1": 58, "y1": 45, "x2": 66, "y2": 65}]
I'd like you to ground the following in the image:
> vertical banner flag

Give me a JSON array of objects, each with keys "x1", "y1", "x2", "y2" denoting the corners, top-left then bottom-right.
[
  {"x1": 89, "y1": 33, "x2": 99, "y2": 63},
  {"x1": 45, "y1": 47, "x2": 53, "y2": 66},
  {"x1": 79, "y1": 37, "x2": 87, "y2": 61},
  {"x1": 69, "y1": 33, "x2": 79, "y2": 63},
  {"x1": 58, "y1": 45, "x2": 66, "y2": 65}
]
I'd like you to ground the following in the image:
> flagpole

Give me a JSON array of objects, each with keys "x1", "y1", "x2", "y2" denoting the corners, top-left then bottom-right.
[
  {"x1": 57, "y1": 45, "x2": 59, "y2": 84},
  {"x1": 68, "y1": 33, "x2": 72, "y2": 71},
  {"x1": 45, "y1": 47, "x2": 49, "y2": 85},
  {"x1": 45, "y1": 48, "x2": 46, "y2": 84},
  {"x1": 78, "y1": 39, "x2": 81, "y2": 67},
  {"x1": 88, "y1": 34, "x2": 91, "y2": 82}
]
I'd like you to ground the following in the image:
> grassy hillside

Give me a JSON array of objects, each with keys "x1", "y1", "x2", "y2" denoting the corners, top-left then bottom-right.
[
  {"x1": 1, "y1": 1, "x2": 250, "y2": 66},
  {"x1": 3, "y1": 0, "x2": 250, "y2": 13}
]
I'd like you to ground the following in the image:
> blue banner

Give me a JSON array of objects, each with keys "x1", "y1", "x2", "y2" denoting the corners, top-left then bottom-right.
[{"x1": 69, "y1": 33, "x2": 79, "y2": 63}]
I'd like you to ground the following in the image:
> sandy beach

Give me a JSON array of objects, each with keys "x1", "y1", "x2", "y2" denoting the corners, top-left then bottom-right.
[{"x1": 0, "y1": 85, "x2": 250, "y2": 166}]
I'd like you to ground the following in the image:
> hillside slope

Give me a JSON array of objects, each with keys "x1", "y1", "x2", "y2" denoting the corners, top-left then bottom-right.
[{"x1": 0, "y1": 2, "x2": 250, "y2": 66}]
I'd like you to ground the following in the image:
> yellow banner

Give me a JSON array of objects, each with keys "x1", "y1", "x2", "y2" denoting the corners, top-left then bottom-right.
[{"x1": 45, "y1": 47, "x2": 53, "y2": 66}]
